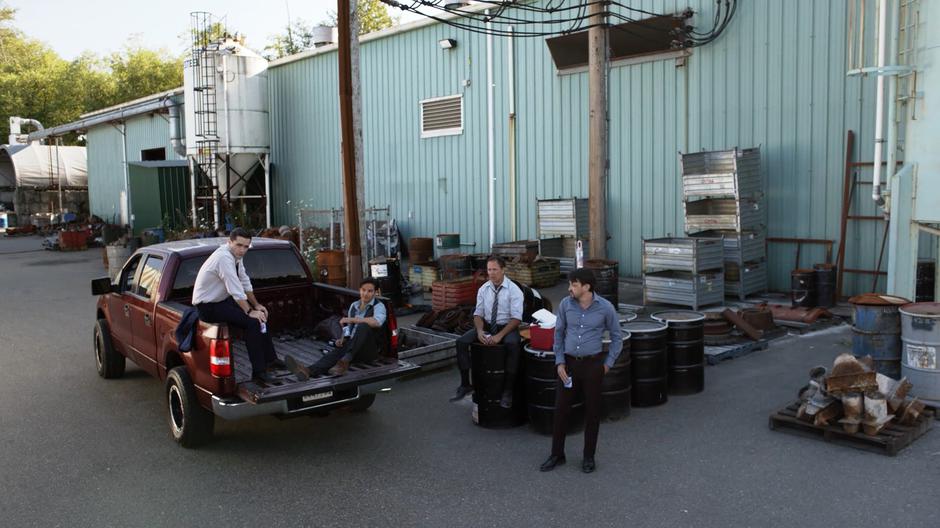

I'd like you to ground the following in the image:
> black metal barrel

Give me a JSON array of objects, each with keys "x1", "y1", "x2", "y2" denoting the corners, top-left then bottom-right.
[
  {"x1": 600, "y1": 332, "x2": 632, "y2": 421},
  {"x1": 470, "y1": 343, "x2": 527, "y2": 428},
  {"x1": 584, "y1": 259, "x2": 619, "y2": 307},
  {"x1": 791, "y1": 269, "x2": 816, "y2": 308},
  {"x1": 652, "y1": 310, "x2": 705, "y2": 395},
  {"x1": 814, "y1": 263, "x2": 836, "y2": 308},
  {"x1": 369, "y1": 258, "x2": 404, "y2": 307},
  {"x1": 623, "y1": 321, "x2": 668, "y2": 407},
  {"x1": 523, "y1": 345, "x2": 583, "y2": 435}
]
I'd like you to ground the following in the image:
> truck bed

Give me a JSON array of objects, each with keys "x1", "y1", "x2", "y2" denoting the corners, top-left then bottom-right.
[{"x1": 231, "y1": 334, "x2": 419, "y2": 405}]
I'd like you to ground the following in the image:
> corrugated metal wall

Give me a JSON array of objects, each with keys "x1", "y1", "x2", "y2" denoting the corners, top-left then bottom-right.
[
  {"x1": 86, "y1": 109, "x2": 183, "y2": 223},
  {"x1": 262, "y1": 0, "x2": 933, "y2": 296}
]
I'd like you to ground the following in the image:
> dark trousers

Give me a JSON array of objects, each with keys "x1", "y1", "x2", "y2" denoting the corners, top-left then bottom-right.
[
  {"x1": 456, "y1": 325, "x2": 521, "y2": 384},
  {"x1": 309, "y1": 323, "x2": 380, "y2": 376},
  {"x1": 552, "y1": 353, "x2": 605, "y2": 458},
  {"x1": 196, "y1": 297, "x2": 275, "y2": 377}
]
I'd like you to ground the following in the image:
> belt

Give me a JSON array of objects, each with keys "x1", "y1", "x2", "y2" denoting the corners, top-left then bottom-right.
[{"x1": 565, "y1": 352, "x2": 605, "y2": 361}]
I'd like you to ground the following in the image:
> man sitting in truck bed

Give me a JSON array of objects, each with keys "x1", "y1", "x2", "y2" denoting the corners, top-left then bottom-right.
[
  {"x1": 192, "y1": 228, "x2": 283, "y2": 383},
  {"x1": 284, "y1": 278, "x2": 386, "y2": 380}
]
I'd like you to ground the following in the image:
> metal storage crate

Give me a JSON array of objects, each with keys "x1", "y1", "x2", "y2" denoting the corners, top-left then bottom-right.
[
  {"x1": 684, "y1": 198, "x2": 764, "y2": 233},
  {"x1": 397, "y1": 327, "x2": 457, "y2": 370},
  {"x1": 690, "y1": 229, "x2": 766, "y2": 263},
  {"x1": 643, "y1": 270, "x2": 725, "y2": 310},
  {"x1": 642, "y1": 237, "x2": 724, "y2": 274},
  {"x1": 540, "y1": 237, "x2": 588, "y2": 274},
  {"x1": 724, "y1": 259, "x2": 768, "y2": 299},
  {"x1": 492, "y1": 240, "x2": 540, "y2": 259},
  {"x1": 680, "y1": 147, "x2": 761, "y2": 174},
  {"x1": 681, "y1": 165, "x2": 762, "y2": 200},
  {"x1": 537, "y1": 198, "x2": 589, "y2": 238}
]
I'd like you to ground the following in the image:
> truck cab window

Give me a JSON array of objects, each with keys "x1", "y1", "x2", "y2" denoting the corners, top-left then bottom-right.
[
  {"x1": 121, "y1": 255, "x2": 142, "y2": 293},
  {"x1": 137, "y1": 256, "x2": 164, "y2": 299}
]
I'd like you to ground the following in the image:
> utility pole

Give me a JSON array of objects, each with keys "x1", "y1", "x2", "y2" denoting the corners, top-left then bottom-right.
[
  {"x1": 587, "y1": 0, "x2": 609, "y2": 259},
  {"x1": 338, "y1": 0, "x2": 365, "y2": 286}
]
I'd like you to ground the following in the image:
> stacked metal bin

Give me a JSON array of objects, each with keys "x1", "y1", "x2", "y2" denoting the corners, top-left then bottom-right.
[
  {"x1": 535, "y1": 198, "x2": 589, "y2": 274},
  {"x1": 642, "y1": 237, "x2": 725, "y2": 310},
  {"x1": 681, "y1": 147, "x2": 767, "y2": 300}
]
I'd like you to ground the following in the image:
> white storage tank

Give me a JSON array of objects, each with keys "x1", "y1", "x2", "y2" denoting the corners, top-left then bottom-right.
[{"x1": 183, "y1": 37, "x2": 269, "y2": 196}]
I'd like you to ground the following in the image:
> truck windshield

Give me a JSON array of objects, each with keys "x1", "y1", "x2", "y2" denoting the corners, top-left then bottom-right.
[{"x1": 170, "y1": 248, "x2": 309, "y2": 301}]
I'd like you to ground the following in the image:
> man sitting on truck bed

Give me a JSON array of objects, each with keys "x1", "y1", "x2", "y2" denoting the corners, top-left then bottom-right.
[
  {"x1": 192, "y1": 228, "x2": 282, "y2": 383},
  {"x1": 284, "y1": 278, "x2": 386, "y2": 380}
]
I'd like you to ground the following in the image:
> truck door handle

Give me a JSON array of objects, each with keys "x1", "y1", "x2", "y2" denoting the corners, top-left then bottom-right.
[
  {"x1": 123, "y1": 304, "x2": 130, "y2": 317},
  {"x1": 144, "y1": 314, "x2": 152, "y2": 326}
]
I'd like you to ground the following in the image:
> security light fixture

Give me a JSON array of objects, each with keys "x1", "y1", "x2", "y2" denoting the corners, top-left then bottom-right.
[{"x1": 439, "y1": 38, "x2": 457, "y2": 50}]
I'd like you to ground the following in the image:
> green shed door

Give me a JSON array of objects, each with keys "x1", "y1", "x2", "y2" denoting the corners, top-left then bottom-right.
[{"x1": 129, "y1": 166, "x2": 191, "y2": 235}]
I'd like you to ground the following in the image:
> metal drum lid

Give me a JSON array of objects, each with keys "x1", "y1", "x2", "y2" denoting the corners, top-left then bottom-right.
[
  {"x1": 651, "y1": 310, "x2": 706, "y2": 324},
  {"x1": 899, "y1": 302, "x2": 940, "y2": 318},
  {"x1": 602, "y1": 331, "x2": 632, "y2": 346},
  {"x1": 619, "y1": 311, "x2": 638, "y2": 324},
  {"x1": 524, "y1": 344, "x2": 555, "y2": 358},
  {"x1": 622, "y1": 321, "x2": 668, "y2": 333},
  {"x1": 849, "y1": 293, "x2": 911, "y2": 306}
]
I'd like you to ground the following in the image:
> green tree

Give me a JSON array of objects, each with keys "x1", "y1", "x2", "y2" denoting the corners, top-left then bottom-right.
[
  {"x1": 0, "y1": 4, "x2": 183, "y2": 144},
  {"x1": 264, "y1": 19, "x2": 316, "y2": 60},
  {"x1": 327, "y1": 0, "x2": 399, "y2": 35}
]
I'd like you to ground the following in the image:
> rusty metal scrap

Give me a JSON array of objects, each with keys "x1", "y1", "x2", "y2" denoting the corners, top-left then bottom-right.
[
  {"x1": 862, "y1": 391, "x2": 894, "y2": 436},
  {"x1": 721, "y1": 309, "x2": 763, "y2": 340},
  {"x1": 766, "y1": 304, "x2": 832, "y2": 324}
]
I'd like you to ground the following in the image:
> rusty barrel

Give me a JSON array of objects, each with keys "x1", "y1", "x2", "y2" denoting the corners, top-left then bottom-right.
[
  {"x1": 790, "y1": 269, "x2": 816, "y2": 308},
  {"x1": 601, "y1": 332, "x2": 632, "y2": 421},
  {"x1": 584, "y1": 259, "x2": 619, "y2": 307},
  {"x1": 316, "y1": 250, "x2": 346, "y2": 286},
  {"x1": 471, "y1": 343, "x2": 527, "y2": 429},
  {"x1": 900, "y1": 302, "x2": 940, "y2": 406},
  {"x1": 849, "y1": 293, "x2": 910, "y2": 379},
  {"x1": 623, "y1": 321, "x2": 668, "y2": 407},
  {"x1": 409, "y1": 237, "x2": 434, "y2": 264},
  {"x1": 524, "y1": 345, "x2": 583, "y2": 435},
  {"x1": 652, "y1": 310, "x2": 706, "y2": 395}
]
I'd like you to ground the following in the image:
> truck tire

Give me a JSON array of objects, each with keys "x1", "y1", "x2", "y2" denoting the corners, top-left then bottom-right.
[
  {"x1": 94, "y1": 318, "x2": 125, "y2": 379},
  {"x1": 165, "y1": 366, "x2": 215, "y2": 447},
  {"x1": 348, "y1": 393, "x2": 376, "y2": 412}
]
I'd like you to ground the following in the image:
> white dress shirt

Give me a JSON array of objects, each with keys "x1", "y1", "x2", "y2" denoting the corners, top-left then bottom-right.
[{"x1": 192, "y1": 244, "x2": 253, "y2": 304}]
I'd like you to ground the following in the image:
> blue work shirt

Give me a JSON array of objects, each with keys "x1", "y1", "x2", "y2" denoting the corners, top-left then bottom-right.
[
  {"x1": 552, "y1": 293, "x2": 623, "y2": 369},
  {"x1": 343, "y1": 298, "x2": 387, "y2": 338}
]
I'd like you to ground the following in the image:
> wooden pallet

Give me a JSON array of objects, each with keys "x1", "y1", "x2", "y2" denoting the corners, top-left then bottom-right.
[
  {"x1": 768, "y1": 400, "x2": 934, "y2": 456},
  {"x1": 705, "y1": 339, "x2": 769, "y2": 365}
]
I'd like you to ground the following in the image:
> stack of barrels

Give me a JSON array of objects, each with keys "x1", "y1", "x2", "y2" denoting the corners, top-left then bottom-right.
[
  {"x1": 470, "y1": 343, "x2": 527, "y2": 428},
  {"x1": 849, "y1": 294, "x2": 909, "y2": 378},
  {"x1": 523, "y1": 345, "x2": 583, "y2": 435},
  {"x1": 622, "y1": 321, "x2": 669, "y2": 406}
]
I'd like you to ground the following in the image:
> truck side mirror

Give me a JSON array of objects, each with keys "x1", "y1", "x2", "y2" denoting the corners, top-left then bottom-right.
[{"x1": 91, "y1": 277, "x2": 114, "y2": 296}]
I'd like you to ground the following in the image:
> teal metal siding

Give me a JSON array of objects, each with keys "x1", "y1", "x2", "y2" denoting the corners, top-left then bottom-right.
[
  {"x1": 261, "y1": 0, "x2": 927, "y2": 295},
  {"x1": 86, "y1": 103, "x2": 184, "y2": 223}
]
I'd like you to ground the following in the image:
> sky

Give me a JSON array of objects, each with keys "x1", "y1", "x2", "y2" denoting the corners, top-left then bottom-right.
[{"x1": 7, "y1": 0, "x2": 421, "y2": 60}]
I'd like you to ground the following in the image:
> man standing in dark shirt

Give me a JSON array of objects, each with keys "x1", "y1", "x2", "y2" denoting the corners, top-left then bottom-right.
[{"x1": 539, "y1": 268, "x2": 623, "y2": 474}]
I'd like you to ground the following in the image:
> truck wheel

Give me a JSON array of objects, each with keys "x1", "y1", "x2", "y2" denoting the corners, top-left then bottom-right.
[
  {"x1": 348, "y1": 393, "x2": 376, "y2": 412},
  {"x1": 94, "y1": 319, "x2": 125, "y2": 379},
  {"x1": 165, "y1": 366, "x2": 215, "y2": 447}
]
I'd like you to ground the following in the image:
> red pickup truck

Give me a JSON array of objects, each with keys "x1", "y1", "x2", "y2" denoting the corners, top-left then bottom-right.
[{"x1": 91, "y1": 237, "x2": 418, "y2": 447}]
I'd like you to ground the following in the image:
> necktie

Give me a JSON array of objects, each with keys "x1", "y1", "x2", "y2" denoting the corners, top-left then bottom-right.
[{"x1": 490, "y1": 285, "x2": 502, "y2": 334}]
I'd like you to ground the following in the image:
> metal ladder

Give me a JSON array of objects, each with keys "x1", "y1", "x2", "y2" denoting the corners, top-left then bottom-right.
[{"x1": 190, "y1": 12, "x2": 222, "y2": 229}]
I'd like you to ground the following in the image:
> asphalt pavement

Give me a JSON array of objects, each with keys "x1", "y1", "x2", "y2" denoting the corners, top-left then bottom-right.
[{"x1": 1, "y1": 236, "x2": 938, "y2": 528}]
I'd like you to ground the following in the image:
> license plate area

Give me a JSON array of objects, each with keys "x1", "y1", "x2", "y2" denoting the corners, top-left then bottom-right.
[{"x1": 289, "y1": 388, "x2": 358, "y2": 411}]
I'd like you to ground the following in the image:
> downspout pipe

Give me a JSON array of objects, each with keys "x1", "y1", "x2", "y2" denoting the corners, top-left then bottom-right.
[
  {"x1": 163, "y1": 98, "x2": 187, "y2": 157},
  {"x1": 872, "y1": 0, "x2": 889, "y2": 206},
  {"x1": 486, "y1": 10, "x2": 495, "y2": 248}
]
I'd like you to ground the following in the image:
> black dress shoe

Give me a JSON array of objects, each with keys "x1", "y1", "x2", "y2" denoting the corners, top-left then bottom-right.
[
  {"x1": 284, "y1": 355, "x2": 310, "y2": 381},
  {"x1": 449, "y1": 385, "x2": 473, "y2": 402},
  {"x1": 540, "y1": 455, "x2": 566, "y2": 472},
  {"x1": 582, "y1": 457, "x2": 596, "y2": 473},
  {"x1": 268, "y1": 358, "x2": 288, "y2": 370},
  {"x1": 499, "y1": 389, "x2": 513, "y2": 409},
  {"x1": 252, "y1": 371, "x2": 278, "y2": 384}
]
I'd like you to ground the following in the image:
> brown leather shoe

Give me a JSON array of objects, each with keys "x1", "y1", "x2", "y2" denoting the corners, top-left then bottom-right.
[
  {"x1": 284, "y1": 355, "x2": 311, "y2": 381},
  {"x1": 328, "y1": 359, "x2": 350, "y2": 376}
]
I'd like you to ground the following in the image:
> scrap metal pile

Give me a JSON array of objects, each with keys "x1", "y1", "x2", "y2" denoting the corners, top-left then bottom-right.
[{"x1": 797, "y1": 353, "x2": 929, "y2": 435}]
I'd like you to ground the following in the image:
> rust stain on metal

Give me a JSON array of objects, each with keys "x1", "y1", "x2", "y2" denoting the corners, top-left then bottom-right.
[{"x1": 721, "y1": 309, "x2": 763, "y2": 340}]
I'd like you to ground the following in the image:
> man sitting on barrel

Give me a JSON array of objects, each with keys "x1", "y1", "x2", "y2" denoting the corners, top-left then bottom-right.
[{"x1": 450, "y1": 255, "x2": 524, "y2": 408}]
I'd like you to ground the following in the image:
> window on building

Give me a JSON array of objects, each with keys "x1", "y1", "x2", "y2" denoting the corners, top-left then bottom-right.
[
  {"x1": 420, "y1": 95, "x2": 463, "y2": 138},
  {"x1": 141, "y1": 147, "x2": 166, "y2": 161},
  {"x1": 546, "y1": 14, "x2": 685, "y2": 72}
]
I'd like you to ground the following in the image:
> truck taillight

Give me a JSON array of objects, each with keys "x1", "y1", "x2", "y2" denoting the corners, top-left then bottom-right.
[
  {"x1": 209, "y1": 339, "x2": 232, "y2": 377},
  {"x1": 391, "y1": 327, "x2": 399, "y2": 351}
]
